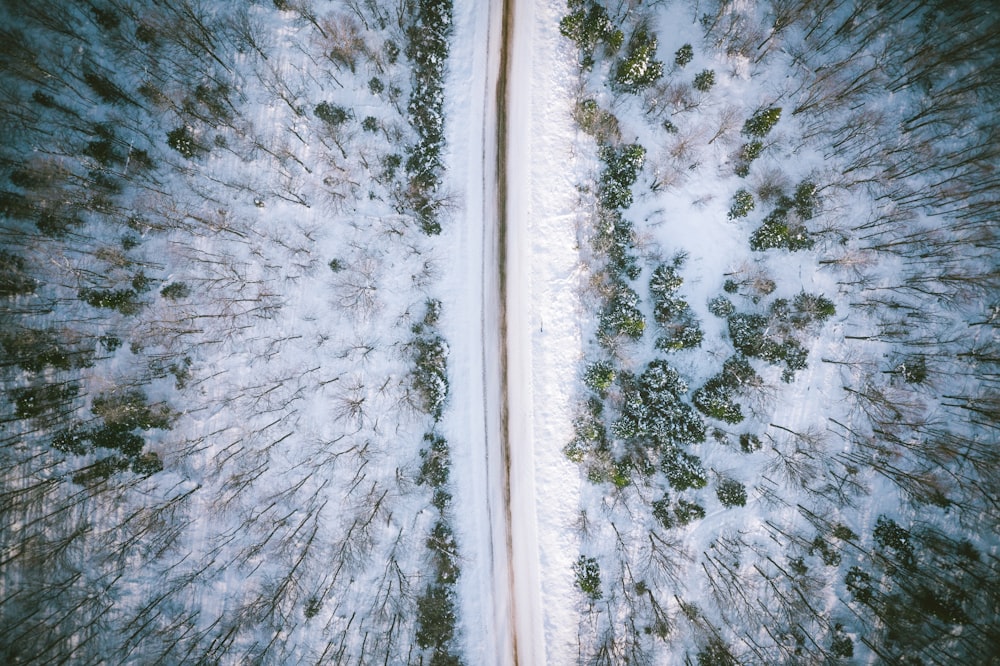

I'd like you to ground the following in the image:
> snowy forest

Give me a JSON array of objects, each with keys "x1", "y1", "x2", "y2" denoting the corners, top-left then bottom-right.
[{"x1": 0, "y1": 0, "x2": 997, "y2": 664}]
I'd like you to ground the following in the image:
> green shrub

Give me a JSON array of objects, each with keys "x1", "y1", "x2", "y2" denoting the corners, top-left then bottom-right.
[
  {"x1": 160, "y1": 282, "x2": 190, "y2": 300},
  {"x1": 614, "y1": 28, "x2": 664, "y2": 93},
  {"x1": 727, "y1": 189, "x2": 755, "y2": 220},
  {"x1": 674, "y1": 499, "x2": 705, "y2": 524},
  {"x1": 716, "y1": 478, "x2": 747, "y2": 507},
  {"x1": 584, "y1": 361, "x2": 616, "y2": 393},
  {"x1": 742, "y1": 107, "x2": 782, "y2": 137},
  {"x1": 708, "y1": 295, "x2": 735, "y2": 317},
  {"x1": 674, "y1": 43, "x2": 693, "y2": 67},
  {"x1": 599, "y1": 143, "x2": 645, "y2": 210},
  {"x1": 662, "y1": 448, "x2": 707, "y2": 491},
  {"x1": 413, "y1": 335, "x2": 449, "y2": 420},
  {"x1": 560, "y1": 2, "x2": 623, "y2": 66},
  {"x1": 315, "y1": 101, "x2": 349, "y2": 126},
  {"x1": 79, "y1": 287, "x2": 142, "y2": 315},
  {"x1": 692, "y1": 378, "x2": 743, "y2": 423},
  {"x1": 693, "y1": 69, "x2": 715, "y2": 91},
  {"x1": 739, "y1": 433, "x2": 761, "y2": 452},
  {"x1": 574, "y1": 555, "x2": 602, "y2": 600}
]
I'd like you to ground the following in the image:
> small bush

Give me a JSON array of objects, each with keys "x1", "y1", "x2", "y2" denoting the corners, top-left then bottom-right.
[
  {"x1": 739, "y1": 433, "x2": 761, "y2": 453},
  {"x1": 574, "y1": 555, "x2": 602, "y2": 600},
  {"x1": 160, "y1": 282, "x2": 190, "y2": 300},
  {"x1": 674, "y1": 499, "x2": 705, "y2": 524},
  {"x1": 599, "y1": 144, "x2": 645, "y2": 210},
  {"x1": 614, "y1": 27, "x2": 664, "y2": 93},
  {"x1": 707, "y1": 295, "x2": 735, "y2": 318},
  {"x1": 662, "y1": 449, "x2": 707, "y2": 491},
  {"x1": 362, "y1": 116, "x2": 379, "y2": 132},
  {"x1": 716, "y1": 479, "x2": 747, "y2": 507},
  {"x1": 727, "y1": 189, "x2": 755, "y2": 220},
  {"x1": 584, "y1": 361, "x2": 616, "y2": 393},
  {"x1": 166, "y1": 126, "x2": 204, "y2": 158},
  {"x1": 368, "y1": 77, "x2": 384, "y2": 95},
  {"x1": 79, "y1": 287, "x2": 142, "y2": 315},
  {"x1": 693, "y1": 69, "x2": 715, "y2": 91},
  {"x1": 315, "y1": 102, "x2": 350, "y2": 126},
  {"x1": 674, "y1": 43, "x2": 693, "y2": 67},
  {"x1": 413, "y1": 335, "x2": 449, "y2": 420},
  {"x1": 742, "y1": 107, "x2": 782, "y2": 137}
]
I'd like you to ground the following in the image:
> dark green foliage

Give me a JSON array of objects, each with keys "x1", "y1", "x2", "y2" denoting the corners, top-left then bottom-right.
[
  {"x1": 418, "y1": 433, "x2": 451, "y2": 509},
  {"x1": 131, "y1": 271, "x2": 153, "y2": 293},
  {"x1": 810, "y1": 536, "x2": 842, "y2": 566},
  {"x1": 655, "y1": 315, "x2": 704, "y2": 352},
  {"x1": 413, "y1": 335, "x2": 449, "y2": 420},
  {"x1": 99, "y1": 335, "x2": 121, "y2": 352},
  {"x1": 361, "y1": 116, "x2": 379, "y2": 132},
  {"x1": 749, "y1": 207, "x2": 814, "y2": 252},
  {"x1": 52, "y1": 428, "x2": 89, "y2": 455},
  {"x1": 83, "y1": 68, "x2": 134, "y2": 106},
  {"x1": 404, "y1": 0, "x2": 453, "y2": 235},
  {"x1": 595, "y1": 210, "x2": 639, "y2": 279},
  {"x1": 742, "y1": 107, "x2": 782, "y2": 137},
  {"x1": 584, "y1": 360, "x2": 615, "y2": 393},
  {"x1": 829, "y1": 624, "x2": 853, "y2": 657},
  {"x1": 693, "y1": 69, "x2": 715, "y2": 91},
  {"x1": 727, "y1": 189, "x2": 754, "y2": 220},
  {"x1": 707, "y1": 295, "x2": 735, "y2": 318},
  {"x1": 304, "y1": 596, "x2": 322, "y2": 620},
  {"x1": 423, "y1": 298, "x2": 442, "y2": 327},
  {"x1": 662, "y1": 119, "x2": 678, "y2": 133},
  {"x1": 72, "y1": 456, "x2": 129, "y2": 485},
  {"x1": 673, "y1": 499, "x2": 705, "y2": 525},
  {"x1": 614, "y1": 27, "x2": 664, "y2": 93},
  {"x1": 559, "y1": 1, "x2": 623, "y2": 68},
  {"x1": 574, "y1": 555, "x2": 602, "y2": 599},
  {"x1": 727, "y1": 313, "x2": 809, "y2": 382},
  {"x1": 873, "y1": 516, "x2": 916, "y2": 567},
  {"x1": 91, "y1": 390, "x2": 173, "y2": 431},
  {"x1": 599, "y1": 280, "x2": 645, "y2": 341},
  {"x1": 697, "y1": 638, "x2": 737, "y2": 666},
  {"x1": 652, "y1": 495, "x2": 673, "y2": 529},
  {"x1": 327, "y1": 258, "x2": 345, "y2": 273},
  {"x1": 716, "y1": 478, "x2": 746, "y2": 507},
  {"x1": 692, "y1": 378, "x2": 743, "y2": 423},
  {"x1": 564, "y1": 398, "x2": 607, "y2": 462},
  {"x1": 674, "y1": 43, "x2": 693, "y2": 67},
  {"x1": 36, "y1": 211, "x2": 83, "y2": 238},
  {"x1": 845, "y1": 566, "x2": 873, "y2": 603},
  {"x1": 650, "y1": 259, "x2": 702, "y2": 351},
  {"x1": 368, "y1": 77, "x2": 384, "y2": 95},
  {"x1": 662, "y1": 448, "x2": 707, "y2": 491},
  {"x1": 11, "y1": 382, "x2": 79, "y2": 419},
  {"x1": 89, "y1": 425, "x2": 144, "y2": 457},
  {"x1": 0, "y1": 190, "x2": 33, "y2": 220},
  {"x1": 897, "y1": 354, "x2": 928, "y2": 384},
  {"x1": 599, "y1": 143, "x2": 645, "y2": 210},
  {"x1": 160, "y1": 282, "x2": 191, "y2": 300},
  {"x1": 415, "y1": 584, "x2": 458, "y2": 655},
  {"x1": 693, "y1": 355, "x2": 758, "y2": 422},
  {"x1": 649, "y1": 262, "x2": 683, "y2": 299},
  {"x1": 428, "y1": 520, "x2": 459, "y2": 585},
  {"x1": 79, "y1": 287, "x2": 142, "y2": 315},
  {"x1": 613, "y1": 361, "x2": 705, "y2": 448},
  {"x1": 739, "y1": 433, "x2": 761, "y2": 452},
  {"x1": 0, "y1": 250, "x2": 36, "y2": 296},
  {"x1": 1, "y1": 328, "x2": 93, "y2": 372},
  {"x1": 793, "y1": 180, "x2": 818, "y2": 219},
  {"x1": 314, "y1": 102, "x2": 350, "y2": 126},
  {"x1": 166, "y1": 126, "x2": 204, "y2": 158}
]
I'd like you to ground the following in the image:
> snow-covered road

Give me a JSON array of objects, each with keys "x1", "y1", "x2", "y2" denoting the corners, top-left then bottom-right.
[{"x1": 446, "y1": 1, "x2": 581, "y2": 663}]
